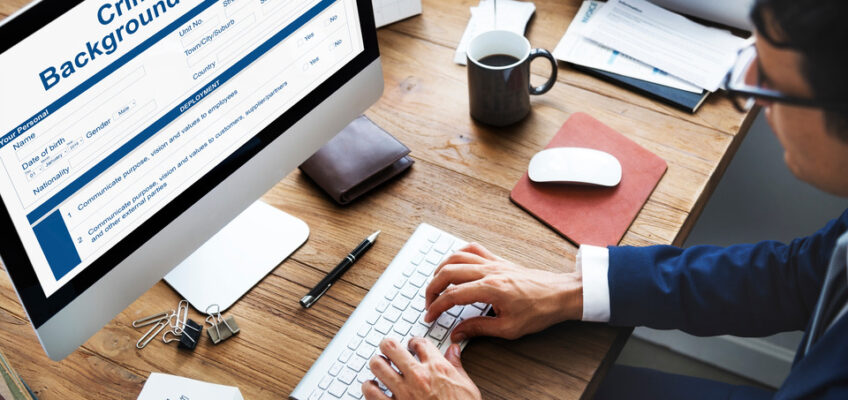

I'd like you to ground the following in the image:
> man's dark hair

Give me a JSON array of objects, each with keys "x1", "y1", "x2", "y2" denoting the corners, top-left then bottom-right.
[{"x1": 751, "y1": 0, "x2": 848, "y2": 140}]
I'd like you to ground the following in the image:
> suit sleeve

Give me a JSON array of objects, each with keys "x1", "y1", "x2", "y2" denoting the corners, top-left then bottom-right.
[{"x1": 607, "y1": 209, "x2": 848, "y2": 337}]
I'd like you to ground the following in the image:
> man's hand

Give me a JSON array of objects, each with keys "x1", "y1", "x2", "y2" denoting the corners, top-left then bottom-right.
[
  {"x1": 364, "y1": 338, "x2": 481, "y2": 400},
  {"x1": 424, "y1": 243, "x2": 583, "y2": 342}
]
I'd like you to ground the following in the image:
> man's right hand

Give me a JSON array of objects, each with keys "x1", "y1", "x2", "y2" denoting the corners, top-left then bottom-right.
[{"x1": 424, "y1": 243, "x2": 584, "y2": 342}]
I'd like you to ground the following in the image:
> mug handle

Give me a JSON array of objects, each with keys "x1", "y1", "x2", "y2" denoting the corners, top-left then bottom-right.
[{"x1": 528, "y1": 48, "x2": 558, "y2": 95}]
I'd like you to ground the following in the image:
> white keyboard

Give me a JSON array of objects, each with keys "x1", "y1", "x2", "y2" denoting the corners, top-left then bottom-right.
[{"x1": 290, "y1": 223, "x2": 492, "y2": 400}]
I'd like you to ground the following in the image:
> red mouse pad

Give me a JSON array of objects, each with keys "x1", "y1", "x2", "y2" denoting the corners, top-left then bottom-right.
[{"x1": 510, "y1": 112, "x2": 667, "y2": 246}]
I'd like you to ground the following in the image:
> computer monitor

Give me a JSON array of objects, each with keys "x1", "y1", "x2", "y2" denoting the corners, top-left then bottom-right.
[{"x1": 0, "y1": 0, "x2": 382, "y2": 361}]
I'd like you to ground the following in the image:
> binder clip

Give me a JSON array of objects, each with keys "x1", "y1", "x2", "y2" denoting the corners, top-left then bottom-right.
[
  {"x1": 205, "y1": 304, "x2": 239, "y2": 344},
  {"x1": 170, "y1": 300, "x2": 203, "y2": 350},
  {"x1": 164, "y1": 318, "x2": 203, "y2": 350},
  {"x1": 133, "y1": 299, "x2": 202, "y2": 350}
]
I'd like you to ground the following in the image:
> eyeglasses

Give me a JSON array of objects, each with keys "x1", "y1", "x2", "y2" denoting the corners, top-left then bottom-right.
[{"x1": 723, "y1": 40, "x2": 848, "y2": 112}]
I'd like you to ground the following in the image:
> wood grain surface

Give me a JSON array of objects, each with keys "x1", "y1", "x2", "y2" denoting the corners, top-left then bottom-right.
[{"x1": 0, "y1": 0, "x2": 754, "y2": 398}]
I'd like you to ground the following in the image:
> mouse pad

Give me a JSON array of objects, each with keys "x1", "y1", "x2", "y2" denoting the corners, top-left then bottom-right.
[{"x1": 510, "y1": 112, "x2": 667, "y2": 246}]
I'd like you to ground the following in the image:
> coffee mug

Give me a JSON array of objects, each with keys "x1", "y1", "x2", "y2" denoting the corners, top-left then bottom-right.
[{"x1": 466, "y1": 30, "x2": 557, "y2": 126}]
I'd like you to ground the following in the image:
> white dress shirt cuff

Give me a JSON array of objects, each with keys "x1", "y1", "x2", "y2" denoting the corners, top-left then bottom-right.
[{"x1": 578, "y1": 245, "x2": 611, "y2": 322}]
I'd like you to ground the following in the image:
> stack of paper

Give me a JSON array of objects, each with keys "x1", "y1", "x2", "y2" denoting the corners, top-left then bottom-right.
[
  {"x1": 555, "y1": 0, "x2": 748, "y2": 93},
  {"x1": 372, "y1": 0, "x2": 422, "y2": 28},
  {"x1": 454, "y1": 0, "x2": 536, "y2": 65}
]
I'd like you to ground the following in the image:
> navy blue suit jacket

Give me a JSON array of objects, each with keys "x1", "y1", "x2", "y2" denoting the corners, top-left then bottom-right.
[{"x1": 608, "y1": 208, "x2": 848, "y2": 399}]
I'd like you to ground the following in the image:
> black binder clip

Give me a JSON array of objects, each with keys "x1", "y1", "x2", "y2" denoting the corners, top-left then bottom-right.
[
  {"x1": 206, "y1": 304, "x2": 240, "y2": 344},
  {"x1": 162, "y1": 300, "x2": 203, "y2": 350},
  {"x1": 177, "y1": 319, "x2": 203, "y2": 350}
]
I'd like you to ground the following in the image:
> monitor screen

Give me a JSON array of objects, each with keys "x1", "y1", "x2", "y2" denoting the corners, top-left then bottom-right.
[{"x1": 0, "y1": 0, "x2": 375, "y2": 327}]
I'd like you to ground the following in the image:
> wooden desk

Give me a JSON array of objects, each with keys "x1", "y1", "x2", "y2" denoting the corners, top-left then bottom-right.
[{"x1": 0, "y1": 0, "x2": 755, "y2": 398}]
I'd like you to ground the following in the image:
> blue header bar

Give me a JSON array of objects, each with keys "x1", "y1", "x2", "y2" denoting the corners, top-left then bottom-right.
[{"x1": 26, "y1": 0, "x2": 336, "y2": 224}]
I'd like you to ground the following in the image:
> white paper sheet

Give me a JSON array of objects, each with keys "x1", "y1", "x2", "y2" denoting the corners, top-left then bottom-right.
[
  {"x1": 453, "y1": 0, "x2": 536, "y2": 65},
  {"x1": 373, "y1": 0, "x2": 422, "y2": 28},
  {"x1": 554, "y1": 1, "x2": 702, "y2": 93},
  {"x1": 137, "y1": 373, "x2": 244, "y2": 400},
  {"x1": 581, "y1": 0, "x2": 747, "y2": 91},
  {"x1": 649, "y1": 0, "x2": 754, "y2": 31}
]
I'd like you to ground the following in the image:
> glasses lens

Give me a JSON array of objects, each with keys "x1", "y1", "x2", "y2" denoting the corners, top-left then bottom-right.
[{"x1": 729, "y1": 44, "x2": 757, "y2": 90}]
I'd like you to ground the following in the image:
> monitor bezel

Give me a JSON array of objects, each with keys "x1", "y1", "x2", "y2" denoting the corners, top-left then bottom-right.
[{"x1": 0, "y1": 0, "x2": 380, "y2": 328}]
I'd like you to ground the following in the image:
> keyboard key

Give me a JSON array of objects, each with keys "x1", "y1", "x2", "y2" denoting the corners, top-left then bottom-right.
[
  {"x1": 459, "y1": 305, "x2": 484, "y2": 321},
  {"x1": 376, "y1": 300, "x2": 389, "y2": 313},
  {"x1": 408, "y1": 273, "x2": 427, "y2": 288},
  {"x1": 329, "y1": 362, "x2": 343, "y2": 376},
  {"x1": 309, "y1": 389, "x2": 324, "y2": 400},
  {"x1": 348, "y1": 384, "x2": 363, "y2": 399},
  {"x1": 393, "y1": 297, "x2": 410, "y2": 311},
  {"x1": 393, "y1": 321, "x2": 412, "y2": 336},
  {"x1": 328, "y1": 379, "x2": 347, "y2": 397},
  {"x1": 410, "y1": 323, "x2": 429, "y2": 338},
  {"x1": 446, "y1": 305, "x2": 464, "y2": 317},
  {"x1": 319, "y1": 375, "x2": 333, "y2": 390},
  {"x1": 387, "y1": 332, "x2": 403, "y2": 343},
  {"x1": 471, "y1": 302, "x2": 487, "y2": 310},
  {"x1": 402, "y1": 309, "x2": 420, "y2": 324},
  {"x1": 410, "y1": 296, "x2": 426, "y2": 312},
  {"x1": 357, "y1": 369, "x2": 375, "y2": 383},
  {"x1": 429, "y1": 324, "x2": 448, "y2": 341},
  {"x1": 356, "y1": 344, "x2": 375, "y2": 359},
  {"x1": 327, "y1": 379, "x2": 347, "y2": 397},
  {"x1": 365, "y1": 331, "x2": 383, "y2": 347},
  {"x1": 436, "y1": 314, "x2": 456, "y2": 328},
  {"x1": 427, "y1": 231, "x2": 441, "y2": 243},
  {"x1": 418, "y1": 262, "x2": 436, "y2": 275},
  {"x1": 425, "y1": 252, "x2": 442, "y2": 266},
  {"x1": 357, "y1": 324, "x2": 371, "y2": 338},
  {"x1": 339, "y1": 349, "x2": 353, "y2": 363},
  {"x1": 400, "y1": 285, "x2": 418, "y2": 299},
  {"x1": 348, "y1": 337, "x2": 362, "y2": 350},
  {"x1": 419, "y1": 242, "x2": 433, "y2": 253},
  {"x1": 411, "y1": 252, "x2": 425, "y2": 265},
  {"x1": 393, "y1": 278, "x2": 406, "y2": 289},
  {"x1": 385, "y1": 289, "x2": 398, "y2": 301},
  {"x1": 402, "y1": 265, "x2": 416, "y2": 277},
  {"x1": 433, "y1": 237, "x2": 454, "y2": 254},
  {"x1": 356, "y1": 368, "x2": 374, "y2": 383},
  {"x1": 375, "y1": 319, "x2": 393, "y2": 335},
  {"x1": 365, "y1": 311, "x2": 380, "y2": 325},
  {"x1": 338, "y1": 368, "x2": 357, "y2": 385},
  {"x1": 349, "y1": 355, "x2": 368, "y2": 372},
  {"x1": 384, "y1": 308, "x2": 401, "y2": 323}
]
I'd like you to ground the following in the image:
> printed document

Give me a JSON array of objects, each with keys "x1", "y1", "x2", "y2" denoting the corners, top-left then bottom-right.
[
  {"x1": 649, "y1": 0, "x2": 754, "y2": 31},
  {"x1": 137, "y1": 373, "x2": 243, "y2": 400},
  {"x1": 554, "y1": 1, "x2": 701, "y2": 93},
  {"x1": 580, "y1": 0, "x2": 747, "y2": 91}
]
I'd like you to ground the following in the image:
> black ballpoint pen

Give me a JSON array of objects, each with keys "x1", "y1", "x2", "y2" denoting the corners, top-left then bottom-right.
[{"x1": 300, "y1": 230, "x2": 381, "y2": 308}]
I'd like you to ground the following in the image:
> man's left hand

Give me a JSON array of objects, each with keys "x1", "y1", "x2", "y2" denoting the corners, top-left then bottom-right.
[{"x1": 364, "y1": 337, "x2": 482, "y2": 400}]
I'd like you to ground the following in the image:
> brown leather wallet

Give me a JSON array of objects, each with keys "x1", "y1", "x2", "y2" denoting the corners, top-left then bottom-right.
[{"x1": 299, "y1": 116, "x2": 413, "y2": 204}]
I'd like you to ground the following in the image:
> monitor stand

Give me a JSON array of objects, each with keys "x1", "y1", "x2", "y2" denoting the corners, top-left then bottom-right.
[{"x1": 164, "y1": 200, "x2": 309, "y2": 313}]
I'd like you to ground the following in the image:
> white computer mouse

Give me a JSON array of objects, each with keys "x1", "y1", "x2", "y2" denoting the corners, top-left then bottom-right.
[{"x1": 528, "y1": 147, "x2": 622, "y2": 187}]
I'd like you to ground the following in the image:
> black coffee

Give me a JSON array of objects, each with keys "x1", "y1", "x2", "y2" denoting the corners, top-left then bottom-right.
[{"x1": 479, "y1": 54, "x2": 519, "y2": 67}]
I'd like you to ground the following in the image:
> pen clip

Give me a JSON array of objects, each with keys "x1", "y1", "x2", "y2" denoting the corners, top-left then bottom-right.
[{"x1": 300, "y1": 283, "x2": 332, "y2": 309}]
